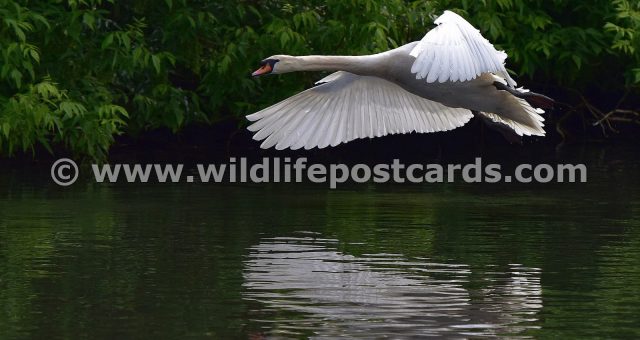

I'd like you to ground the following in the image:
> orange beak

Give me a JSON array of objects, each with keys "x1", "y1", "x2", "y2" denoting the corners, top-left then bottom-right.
[{"x1": 251, "y1": 64, "x2": 272, "y2": 77}]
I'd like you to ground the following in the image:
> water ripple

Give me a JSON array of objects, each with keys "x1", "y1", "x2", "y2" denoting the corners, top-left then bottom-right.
[{"x1": 244, "y1": 236, "x2": 542, "y2": 338}]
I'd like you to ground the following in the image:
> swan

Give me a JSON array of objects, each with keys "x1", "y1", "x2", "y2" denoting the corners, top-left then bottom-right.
[{"x1": 247, "y1": 10, "x2": 554, "y2": 150}]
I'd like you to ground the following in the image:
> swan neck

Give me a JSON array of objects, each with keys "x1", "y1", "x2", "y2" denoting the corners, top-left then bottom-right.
[{"x1": 294, "y1": 55, "x2": 380, "y2": 76}]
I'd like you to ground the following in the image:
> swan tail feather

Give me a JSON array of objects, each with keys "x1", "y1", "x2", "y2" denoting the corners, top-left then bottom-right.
[
  {"x1": 473, "y1": 111, "x2": 523, "y2": 144},
  {"x1": 492, "y1": 81, "x2": 555, "y2": 109},
  {"x1": 520, "y1": 91, "x2": 555, "y2": 110},
  {"x1": 478, "y1": 98, "x2": 545, "y2": 137}
]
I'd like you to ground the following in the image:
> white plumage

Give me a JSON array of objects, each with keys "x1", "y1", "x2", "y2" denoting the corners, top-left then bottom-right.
[
  {"x1": 409, "y1": 11, "x2": 516, "y2": 87},
  {"x1": 247, "y1": 10, "x2": 552, "y2": 149},
  {"x1": 247, "y1": 72, "x2": 473, "y2": 150}
]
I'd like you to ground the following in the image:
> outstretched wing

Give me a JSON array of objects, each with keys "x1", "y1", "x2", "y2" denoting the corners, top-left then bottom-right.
[
  {"x1": 409, "y1": 10, "x2": 516, "y2": 87},
  {"x1": 246, "y1": 71, "x2": 473, "y2": 150}
]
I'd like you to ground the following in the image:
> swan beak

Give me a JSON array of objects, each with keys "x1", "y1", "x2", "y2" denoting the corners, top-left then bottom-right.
[{"x1": 252, "y1": 64, "x2": 272, "y2": 77}]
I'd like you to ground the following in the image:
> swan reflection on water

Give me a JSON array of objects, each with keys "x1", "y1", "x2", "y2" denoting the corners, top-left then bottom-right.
[{"x1": 243, "y1": 235, "x2": 542, "y2": 338}]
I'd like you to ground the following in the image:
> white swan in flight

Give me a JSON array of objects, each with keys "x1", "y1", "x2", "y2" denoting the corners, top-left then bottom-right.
[{"x1": 247, "y1": 10, "x2": 554, "y2": 150}]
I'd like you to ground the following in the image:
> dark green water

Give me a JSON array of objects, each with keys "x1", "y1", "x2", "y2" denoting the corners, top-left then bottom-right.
[{"x1": 1, "y1": 145, "x2": 639, "y2": 339}]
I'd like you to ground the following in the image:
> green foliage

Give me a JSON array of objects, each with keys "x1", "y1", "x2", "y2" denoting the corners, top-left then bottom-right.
[
  {"x1": 439, "y1": 0, "x2": 640, "y2": 86},
  {"x1": 605, "y1": 0, "x2": 640, "y2": 83},
  {"x1": 0, "y1": 0, "x2": 638, "y2": 159}
]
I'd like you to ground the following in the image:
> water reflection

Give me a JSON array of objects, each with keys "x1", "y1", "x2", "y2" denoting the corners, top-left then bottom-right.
[
  {"x1": 1, "y1": 144, "x2": 639, "y2": 338},
  {"x1": 244, "y1": 235, "x2": 542, "y2": 338}
]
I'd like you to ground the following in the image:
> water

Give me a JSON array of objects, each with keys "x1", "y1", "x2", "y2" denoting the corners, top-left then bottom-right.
[{"x1": 1, "y1": 145, "x2": 639, "y2": 338}]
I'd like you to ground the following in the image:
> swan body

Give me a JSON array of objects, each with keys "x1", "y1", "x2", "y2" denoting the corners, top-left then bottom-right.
[{"x1": 248, "y1": 11, "x2": 553, "y2": 150}]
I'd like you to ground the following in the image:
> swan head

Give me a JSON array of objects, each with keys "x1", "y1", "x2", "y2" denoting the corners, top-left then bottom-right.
[{"x1": 251, "y1": 55, "x2": 296, "y2": 76}]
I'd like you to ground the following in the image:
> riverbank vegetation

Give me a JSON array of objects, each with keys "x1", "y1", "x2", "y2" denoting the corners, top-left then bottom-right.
[{"x1": 1, "y1": 0, "x2": 638, "y2": 159}]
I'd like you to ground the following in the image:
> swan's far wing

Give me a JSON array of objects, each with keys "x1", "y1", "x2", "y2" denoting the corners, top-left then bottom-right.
[
  {"x1": 246, "y1": 71, "x2": 473, "y2": 150},
  {"x1": 410, "y1": 10, "x2": 516, "y2": 87}
]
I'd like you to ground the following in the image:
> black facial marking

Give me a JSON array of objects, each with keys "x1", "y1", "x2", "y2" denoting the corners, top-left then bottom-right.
[{"x1": 261, "y1": 58, "x2": 280, "y2": 68}]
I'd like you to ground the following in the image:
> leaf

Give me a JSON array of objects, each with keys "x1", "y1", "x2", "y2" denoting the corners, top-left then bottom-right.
[
  {"x1": 10, "y1": 69, "x2": 22, "y2": 88},
  {"x1": 29, "y1": 48, "x2": 40, "y2": 63},
  {"x1": 152, "y1": 54, "x2": 161, "y2": 74},
  {"x1": 30, "y1": 13, "x2": 50, "y2": 29},
  {"x1": 83, "y1": 13, "x2": 96, "y2": 30},
  {"x1": 121, "y1": 33, "x2": 131, "y2": 49},
  {"x1": 279, "y1": 31, "x2": 290, "y2": 47},
  {"x1": 1, "y1": 123, "x2": 10, "y2": 139},
  {"x1": 60, "y1": 101, "x2": 87, "y2": 117},
  {"x1": 101, "y1": 34, "x2": 114, "y2": 50},
  {"x1": 571, "y1": 55, "x2": 582, "y2": 69},
  {"x1": 37, "y1": 136, "x2": 54, "y2": 154},
  {"x1": 634, "y1": 69, "x2": 640, "y2": 84},
  {"x1": 14, "y1": 26, "x2": 26, "y2": 42}
]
